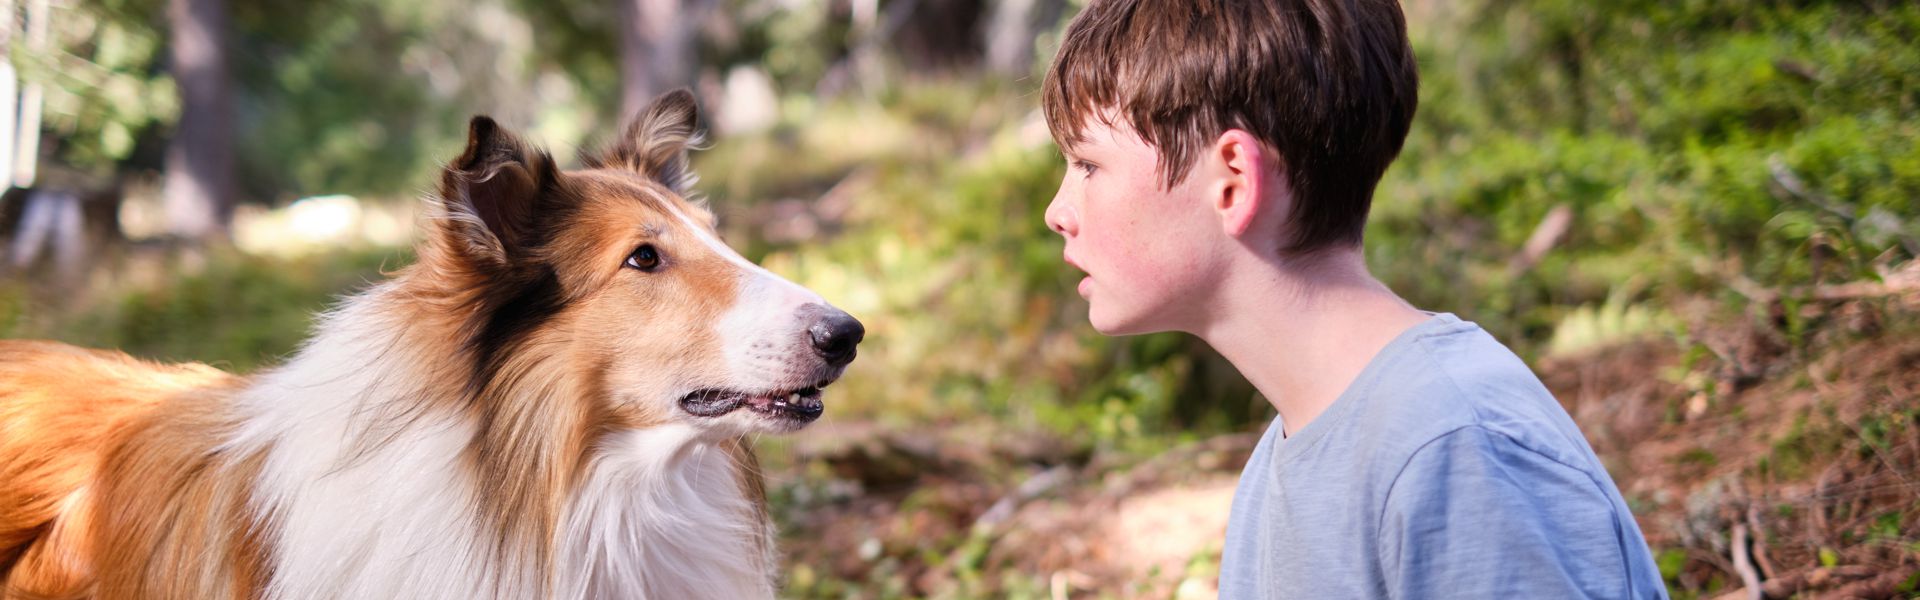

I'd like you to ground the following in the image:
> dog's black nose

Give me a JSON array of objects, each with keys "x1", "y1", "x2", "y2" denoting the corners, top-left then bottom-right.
[{"x1": 807, "y1": 308, "x2": 864, "y2": 367}]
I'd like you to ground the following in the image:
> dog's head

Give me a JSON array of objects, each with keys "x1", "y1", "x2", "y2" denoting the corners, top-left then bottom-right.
[{"x1": 420, "y1": 90, "x2": 860, "y2": 436}]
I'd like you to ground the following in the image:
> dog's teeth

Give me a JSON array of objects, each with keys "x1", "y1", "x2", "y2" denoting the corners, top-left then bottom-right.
[{"x1": 788, "y1": 392, "x2": 801, "y2": 403}]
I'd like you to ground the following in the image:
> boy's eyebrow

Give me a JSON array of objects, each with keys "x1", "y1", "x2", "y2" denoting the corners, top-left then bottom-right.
[{"x1": 1059, "y1": 136, "x2": 1098, "y2": 157}]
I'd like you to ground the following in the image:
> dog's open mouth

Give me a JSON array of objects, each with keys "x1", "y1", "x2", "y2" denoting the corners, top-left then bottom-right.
[{"x1": 678, "y1": 381, "x2": 832, "y2": 423}]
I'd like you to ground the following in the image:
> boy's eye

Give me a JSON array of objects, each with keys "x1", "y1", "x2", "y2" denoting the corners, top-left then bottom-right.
[{"x1": 1072, "y1": 160, "x2": 1100, "y2": 177}]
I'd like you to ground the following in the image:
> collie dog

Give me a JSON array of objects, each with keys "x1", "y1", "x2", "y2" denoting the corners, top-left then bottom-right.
[{"x1": 0, "y1": 90, "x2": 863, "y2": 599}]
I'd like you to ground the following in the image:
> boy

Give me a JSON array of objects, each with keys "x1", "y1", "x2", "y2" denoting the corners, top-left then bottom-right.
[{"x1": 1039, "y1": 1, "x2": 1667, "y2": 597}]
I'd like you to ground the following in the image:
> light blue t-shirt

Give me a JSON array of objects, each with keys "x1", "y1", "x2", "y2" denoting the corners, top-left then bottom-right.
[{"x1": 1217, "y1": 314, "x2": 1667, "y2": 599}]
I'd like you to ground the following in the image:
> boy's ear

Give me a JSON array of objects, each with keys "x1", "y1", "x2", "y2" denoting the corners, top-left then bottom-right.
[
  {"x1": 1209, "y1": 129, "x2": 1277, "y2": 239},
  {"x1": 588, "y1": 88, "x2": 704, "y2": 194},
  {"x1": 437, "y1": 116, "x2": 559, "y2": 265}
]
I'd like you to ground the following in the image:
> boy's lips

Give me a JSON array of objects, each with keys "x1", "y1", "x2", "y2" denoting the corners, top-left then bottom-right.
[{"x1": 1063, "y1": 252, "x2": 1092, "y2": 296}]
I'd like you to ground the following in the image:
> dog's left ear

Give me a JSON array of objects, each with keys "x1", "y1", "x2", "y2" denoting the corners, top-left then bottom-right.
[{"x1": 587, "y1": 89, "x2": 703, "y2": 194}]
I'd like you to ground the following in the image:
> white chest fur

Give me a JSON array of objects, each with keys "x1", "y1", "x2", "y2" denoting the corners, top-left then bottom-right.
[
  {"x1": 558, "y1": 426, "x2": 775, "y2": 599},
  {"x1": 224, "y1": 305, "x2": 774, "y2": 599}
]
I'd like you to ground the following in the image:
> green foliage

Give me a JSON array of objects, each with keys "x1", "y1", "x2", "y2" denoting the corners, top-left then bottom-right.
[
  {"x1": 1656, "y1": 547, "x2": 1689, "y2": 583},
  {"x1": 228, "y1": 2, "x2": 450, "y2": 199},
  {"x1": 39, "y1": 0, "x2": 176, "y2": 174},
  {"x1": 2, "y1": 248, "x2": 402, "y2": 371},
  {"x1": 1546, "y1": 280, "x2": 1676, "y2": 358},
  {"x1": 1375, "y1": 0, "x2": 1920, "y2": 350},
  {"x1": 41, "y1": 0, "x2": 601, "y2": 202}
]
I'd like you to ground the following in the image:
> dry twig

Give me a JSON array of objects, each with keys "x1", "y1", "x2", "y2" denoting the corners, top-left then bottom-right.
[
  {"x1": 1508, "y1": 203, "x2": 1574, "y2": 276},
  {"x1": 1730, "y1": 524, "x2": 1764, "y2": 600}
]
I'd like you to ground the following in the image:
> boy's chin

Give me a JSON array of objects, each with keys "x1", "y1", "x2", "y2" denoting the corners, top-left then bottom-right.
[{"x1": 1087, "y1": 303, "x2": 1169, "y2": 336}]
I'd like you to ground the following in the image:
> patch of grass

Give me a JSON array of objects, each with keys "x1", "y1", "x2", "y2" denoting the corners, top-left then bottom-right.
[
  {"x1": 1855, "y1": 408, "x2": 1919, "y2": 458},
  {"x1": 1674, "y1": 447, "x2": 1719, "y2": 472},
  {"x1": 1869, "y1": 511, "x2": 1904, "y2": 543},
  {"x1": 1656, "y1": 547, "x2": 1689, "y2": 582},
  {"x1": 3, "y1": 247, "x2": 407, "y2": 371},
  {"x1": 1755, "y1": 411, "x2": 1847, "y2": 481}
]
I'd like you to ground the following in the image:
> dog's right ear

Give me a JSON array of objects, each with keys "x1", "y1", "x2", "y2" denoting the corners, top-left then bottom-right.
[{"x1": 436, "y1": 116, "x2": 558, "y2": 266}]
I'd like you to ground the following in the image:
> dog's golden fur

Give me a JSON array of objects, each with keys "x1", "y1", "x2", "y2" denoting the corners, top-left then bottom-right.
[{"x1": 0, "y1": 342, "x2": 255, "y2": 599}]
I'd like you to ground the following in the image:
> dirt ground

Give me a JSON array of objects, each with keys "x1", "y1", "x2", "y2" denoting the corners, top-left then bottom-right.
[{"x1": 1542, "y1": 299, "x2": 1920, "y2": 599}]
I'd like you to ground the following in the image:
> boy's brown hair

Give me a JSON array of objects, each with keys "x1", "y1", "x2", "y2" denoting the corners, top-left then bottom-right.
[{"x1": 1043, "y1": 0, "x2": 1418, "y2": 254}]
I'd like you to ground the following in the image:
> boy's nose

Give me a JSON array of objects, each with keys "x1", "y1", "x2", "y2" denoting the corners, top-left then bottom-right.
[{"x1": 1044, "y1": 194, "x2": 1076, "y2": 237}]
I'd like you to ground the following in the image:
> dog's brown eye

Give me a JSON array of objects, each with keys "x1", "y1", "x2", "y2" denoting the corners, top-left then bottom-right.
[{"x1": 625, "y1": 244, "x2": 662, "y2": 271}]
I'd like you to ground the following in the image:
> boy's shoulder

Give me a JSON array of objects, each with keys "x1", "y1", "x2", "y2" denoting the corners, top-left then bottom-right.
[
  {"x1": 1329, "y1": 314, "x2": 1600, "y2": 477},
  {"x1": 1226, "y1": 315, "x2": 1666, "y2": 598}
]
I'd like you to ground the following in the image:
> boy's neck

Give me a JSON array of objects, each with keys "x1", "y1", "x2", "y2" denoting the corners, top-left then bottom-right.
[{"x1": 1192, "y1": 248, "x2": 1430, "y2": 438}]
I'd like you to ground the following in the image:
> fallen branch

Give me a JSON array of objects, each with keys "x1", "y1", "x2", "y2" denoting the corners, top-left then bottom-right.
[
  {"x1": 1821, "y1": 566, "x2": 1920, "y2": 599},
  {"x1": 1508, "y1": 203, "x2": 1574, "y2": 277},
  {"x1": 1768, "y1": 155, "x2": 1853, "y2": 222},
  {"x1": 1745, "y1": 503, "x2": 1778, "y2": 580},
  {"x1": 1716, "y1": 565, "x2": 1881, "y2": 600},
  {"x1": 972, "y1": 464, "x2": 1072, "y2": 531},
  {"x1": 1714, "y1": 262, "x2": 1920, "y2": 306},
  {"x1": 1806, "y1": 262, "x2": 1920, "y2": 302},
  {"x1": 936, "y1": 464, "x2": 1075, "y2": 580},
  {"x1": 1729, "y1": 524, "x2": 1763, "y2": 600}
]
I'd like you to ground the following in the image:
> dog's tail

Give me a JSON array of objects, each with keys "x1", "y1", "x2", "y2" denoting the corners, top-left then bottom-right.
[{"x1": 0, "y1": 340, "x2": 232, "y2": 597}]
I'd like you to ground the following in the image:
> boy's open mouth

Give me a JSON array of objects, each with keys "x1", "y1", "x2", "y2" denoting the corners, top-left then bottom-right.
[{"x1": 677, "y1": 380, "x2": 834, "y2": 422}]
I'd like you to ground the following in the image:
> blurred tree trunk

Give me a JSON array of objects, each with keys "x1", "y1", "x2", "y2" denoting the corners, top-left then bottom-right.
[
  {"x1": 12, "y1": 0, "x2": 43, "y2": 189},
  {"x1": 0, "y1": 0, "x2": 18, "y2": 194},
  {"x1": 617, "y1": 0, "x2": 710, "y2": 119},
  {"x1": 983, "y1": 0, "x2": 1065, "y2": 77},
  {"x1": 163, "y1": 0, "x2": 234, "y2": 241}
]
